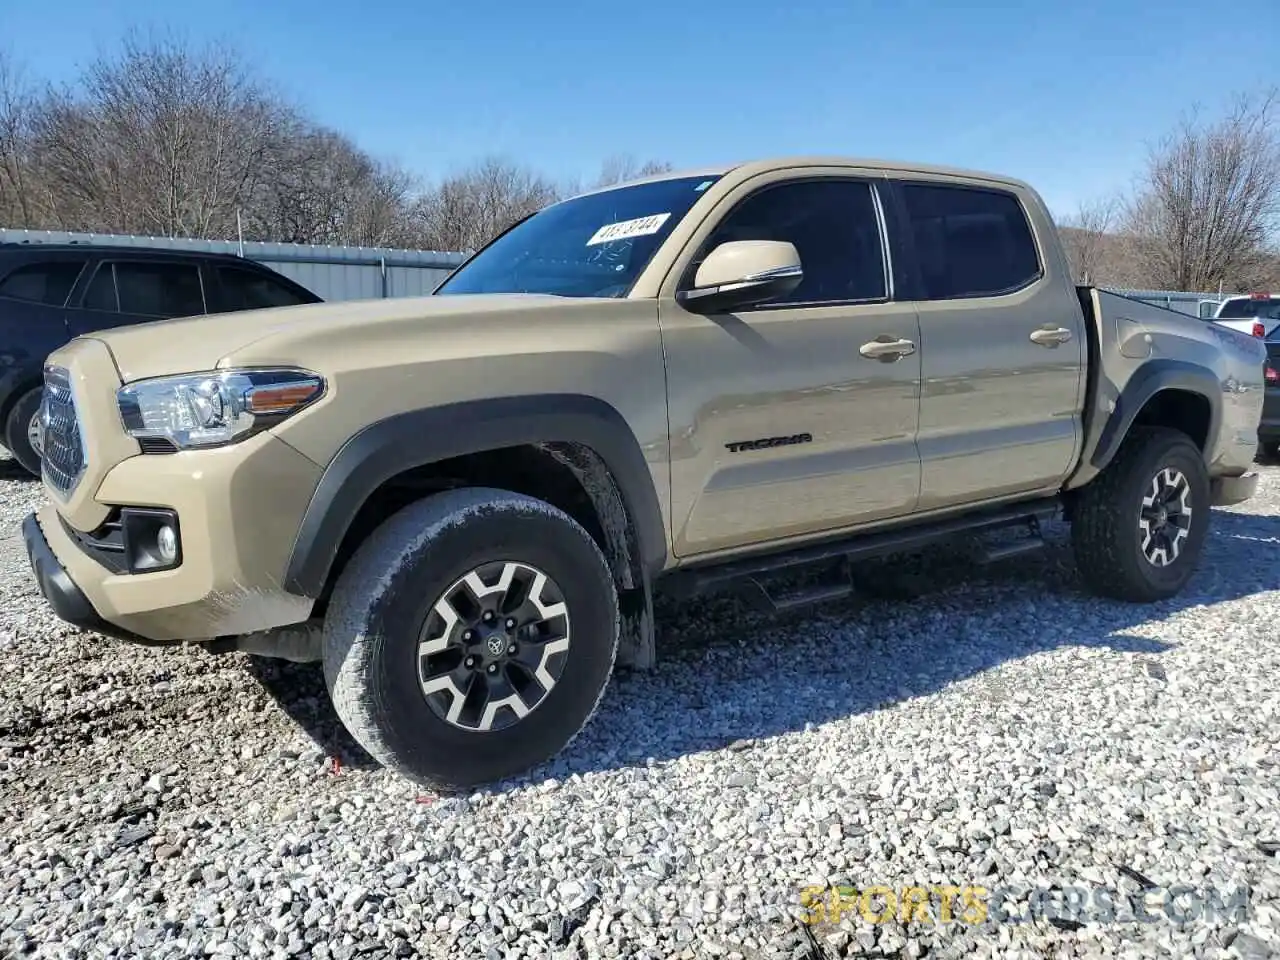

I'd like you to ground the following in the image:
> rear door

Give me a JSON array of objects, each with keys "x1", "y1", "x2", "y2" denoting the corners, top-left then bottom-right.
[
  {"x1": 887, "y1": 176, "x2": 1086, "y2": 511},
  {"x1": 66, "y1": 257, "x2": 208, "y2": 337}
]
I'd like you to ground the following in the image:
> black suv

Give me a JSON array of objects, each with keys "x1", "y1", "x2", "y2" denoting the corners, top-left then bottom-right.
[{"x1": 0, "y1": 243, "x2": 322, "y2": 476}]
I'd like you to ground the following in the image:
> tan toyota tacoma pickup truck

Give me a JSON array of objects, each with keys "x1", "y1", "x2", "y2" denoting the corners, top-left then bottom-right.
[{"x1": 22, "y1": 157, "x2": 1267, "y2": 790}]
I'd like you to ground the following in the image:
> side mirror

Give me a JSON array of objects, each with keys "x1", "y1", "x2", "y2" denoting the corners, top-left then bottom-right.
[{"x1": 676, "y1": 240, "x2": 803, "y2": 312}]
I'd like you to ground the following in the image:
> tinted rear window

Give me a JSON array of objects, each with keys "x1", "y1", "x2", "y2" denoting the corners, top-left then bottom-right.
[
  {"x1": 899, "y1": 182, "x2": 1042, "y2": 299},
  {"x1": 78, "y1": 261, "x2": 207, "y2": 317},
  {"x1": 0, "y1": 260, "x2": 87, "y2": 306},
  {"x1": 112, "y1": 262, "x2": 205, "y2": 317}
]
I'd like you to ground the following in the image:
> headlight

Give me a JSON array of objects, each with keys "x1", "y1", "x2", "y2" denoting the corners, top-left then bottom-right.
[{"x1": 117, "y1": 368, "x2": 325, "y2": 450}]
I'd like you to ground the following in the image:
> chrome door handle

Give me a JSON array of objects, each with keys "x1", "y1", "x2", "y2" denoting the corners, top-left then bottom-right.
[
  {"x1": 1029, "y1": 325, "x2": 1072, "y2": 346},
  {"x1": 859, "y1": 336, "x2": 916, "y2": 361}
]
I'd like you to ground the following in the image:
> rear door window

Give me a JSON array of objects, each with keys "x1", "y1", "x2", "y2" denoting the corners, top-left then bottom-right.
[
  {"x1": 0, "y1": 260, "x2": 88, "y2": 307},
  {"x1": 898, "y1": 182, "x2": 1042, "y2": 299},
  {"x1": 84, "y1": 261, "x2": 207, "y2": 318}
]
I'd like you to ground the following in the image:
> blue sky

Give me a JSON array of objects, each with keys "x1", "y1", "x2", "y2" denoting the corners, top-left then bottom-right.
[{"x1": 5, "y1": 0, "x2": 1277, "y2": 216}]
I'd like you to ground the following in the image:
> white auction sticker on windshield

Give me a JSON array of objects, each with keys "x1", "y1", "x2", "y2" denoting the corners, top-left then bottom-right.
[{"x1": 586, "y1": 213, "x2": 671, "y2": 246}]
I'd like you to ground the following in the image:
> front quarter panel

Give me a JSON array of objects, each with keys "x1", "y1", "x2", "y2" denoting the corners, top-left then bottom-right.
[{"x1": 226, "y1": 297, "x2": 674, "y2": 567}]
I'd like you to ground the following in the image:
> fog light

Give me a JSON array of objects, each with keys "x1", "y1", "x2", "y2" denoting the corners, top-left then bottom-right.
[
  {"x1": 156, "y1": 524, "x2": 177, "y2": 564},
  {"x1": 120, "y1": 507, "x2": 182, "y2": 573}
]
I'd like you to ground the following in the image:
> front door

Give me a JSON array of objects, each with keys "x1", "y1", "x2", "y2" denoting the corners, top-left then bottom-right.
[{"x1": 658, "y1": 173, "x2": 923, "y2": 559}]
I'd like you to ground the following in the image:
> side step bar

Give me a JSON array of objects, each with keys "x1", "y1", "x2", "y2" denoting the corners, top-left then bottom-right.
[{"x1": 662, "y1": 497, "x2": 1061, "y2": 611}]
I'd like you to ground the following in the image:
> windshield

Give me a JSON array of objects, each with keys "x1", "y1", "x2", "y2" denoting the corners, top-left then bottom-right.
[
  {"x1": 1218, "y1": 296, "x2": 1280, "y2": 320},
  {"x1": 435, "y1": 175, "x2": 720, "y2": 298}
]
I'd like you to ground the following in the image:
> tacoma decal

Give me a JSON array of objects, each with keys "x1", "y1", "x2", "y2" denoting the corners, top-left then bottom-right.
[{"x1": 725, "y1": 433, "x2": 813, "y2": 454}]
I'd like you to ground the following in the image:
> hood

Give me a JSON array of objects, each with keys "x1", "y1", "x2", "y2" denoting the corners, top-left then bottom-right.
[{"x1": 87, "y1": 293, "x2": 573, "y2": 383}]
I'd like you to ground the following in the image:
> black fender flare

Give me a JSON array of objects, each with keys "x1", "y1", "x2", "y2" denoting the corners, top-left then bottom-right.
[
  {"x1": 1090, "y1": 359, "x2": 1223, "y2": 471},
  {"x1": 282, "y1": 393, "x2": 668, "y2": 599}
]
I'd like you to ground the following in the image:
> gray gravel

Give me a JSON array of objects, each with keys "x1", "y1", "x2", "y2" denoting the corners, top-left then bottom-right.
[{"x1": 1, "y1": 450, "x2": 1278, "y2": 960}]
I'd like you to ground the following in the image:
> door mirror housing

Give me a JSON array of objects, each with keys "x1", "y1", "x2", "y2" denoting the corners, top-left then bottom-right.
[{"x1": 676, "y1": 240, "x2": 803, "y2": 312}]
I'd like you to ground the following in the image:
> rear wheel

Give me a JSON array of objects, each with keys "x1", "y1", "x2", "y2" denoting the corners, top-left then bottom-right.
[
  {"x1": 323, "y1": 487, "x2": 619, "y2": 791},
  {"x1": 1259, "y1": 441, "x2": 1279, "y2": 462},
  {"x1": 1070, "y1": 426, "x2": 1210, "y2": 602},
  {"x1": 3, "y1": 387, "x2": 44, "y2": 477}
]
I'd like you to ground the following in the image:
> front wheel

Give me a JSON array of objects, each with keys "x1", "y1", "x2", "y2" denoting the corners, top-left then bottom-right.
[
  {"x1": 3, "y1": 387, "x2": 44, "y2": 477},
  {"x1": 1070, "y1": 425, "x2": 1210, "y2": 602},
  {"x1": 323, "y1": 487, "x2": 620, "y2": 791}
]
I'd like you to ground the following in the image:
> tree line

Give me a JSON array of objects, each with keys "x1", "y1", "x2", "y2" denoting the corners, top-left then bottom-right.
[
  {"x1": 2, "y1": 33, "x2": 1278, "y2": 293},
  {"x1": 1059, "y1": 88, "x2": 1279, "y2": 293},
  {"x1": 0, "y1": 33, "x2": 672, "y2": 254}
]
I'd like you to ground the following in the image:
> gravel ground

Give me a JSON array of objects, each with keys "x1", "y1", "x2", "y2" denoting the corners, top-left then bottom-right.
[{"x1": 1, "y1": 452, "x2": 1278, "y2": 960}]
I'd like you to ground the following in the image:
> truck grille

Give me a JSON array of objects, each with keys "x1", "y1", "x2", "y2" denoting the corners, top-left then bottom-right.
[{"x1": 40, "y1": 366, "x2": 86, "y2": 496}]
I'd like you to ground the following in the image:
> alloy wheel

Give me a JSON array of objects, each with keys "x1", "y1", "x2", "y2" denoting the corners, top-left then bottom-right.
[
  {"x1": 416, "y1": 560, "x2": 571, "y2": 732},
  {"x1": 1138, "y1": 467, "x2": 1193, "y2": 567},
  {"x1": 27, "y1": 409, "x2": 43, "y2": 457}
]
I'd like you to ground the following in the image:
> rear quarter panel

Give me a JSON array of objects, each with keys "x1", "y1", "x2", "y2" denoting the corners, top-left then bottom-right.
[{"x1": 1073, "y1": 290, "x2": 1266, "y2": 485}]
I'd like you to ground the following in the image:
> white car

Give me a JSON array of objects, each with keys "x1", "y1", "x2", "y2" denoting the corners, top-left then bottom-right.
[{"x1": 1211, "y1": 293, "x2": 1280, "y2": 338}]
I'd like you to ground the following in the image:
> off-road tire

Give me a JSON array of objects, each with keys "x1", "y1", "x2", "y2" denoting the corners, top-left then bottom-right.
[
  {"x1": 4, "y1": 387, "x2": 43, "y2": 477},
  {"x1": 1070, "y1": 425, "x2": 1210, "y2": 602},
  {"x1": 323, "y1": 487, "x2": 620, "y2": 791}
]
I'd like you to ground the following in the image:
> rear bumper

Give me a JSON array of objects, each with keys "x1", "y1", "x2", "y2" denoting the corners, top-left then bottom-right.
[
  {"x1": 1210, "y1": 472, "x2": 1259, "y2": 507},
  {"x1": 22, "y1": 513, "x2": 149, "y2": 644}
]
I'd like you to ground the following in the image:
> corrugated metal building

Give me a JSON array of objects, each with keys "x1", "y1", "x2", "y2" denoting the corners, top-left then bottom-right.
[{"x1": 0, "y1": 228, "x2": 468, "y2": 302}]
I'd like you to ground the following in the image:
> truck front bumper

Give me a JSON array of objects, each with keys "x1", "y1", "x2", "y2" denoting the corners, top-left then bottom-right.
[
  {"x1": 23, "y1": 512, "x2": 150, "y2": 644},
  {"x1": 25, "y1": 430, "x2": 324, "y2": 644}
]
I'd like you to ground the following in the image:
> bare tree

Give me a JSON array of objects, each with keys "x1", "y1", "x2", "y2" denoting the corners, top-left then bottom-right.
[
  {"x1": 592, "y1": 154, "x2": 674, "y2": 188},
  {"x1": 1059, "y1": 196, "x2": 1120, "y2": 284},
  {"x1": 1122, "y1": 89, "x2": 1280, "y2": 291},
  {"x1": 412, "y1": 156, "x2": 562, "y2": 252},
  {"x1": 250, "y1": 123, "x2": 421, "y2": 247},
  {"x1": 0, "y1": 49, "x2": 43, "y2": 228},
  {"x1": 31, "y1": 30, "x2": 294, "y2": 238},
  {"x1": 8, "y1": 30, "x2": 431, "y2": 248}
]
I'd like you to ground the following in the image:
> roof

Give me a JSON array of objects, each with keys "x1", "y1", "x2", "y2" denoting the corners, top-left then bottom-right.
[
  {"x1": 0, "y1": 240, "x2": 261, "y2": 265},
  {"x1": 564, "y1": 155, "x2": 1034, "y2": 201}
]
